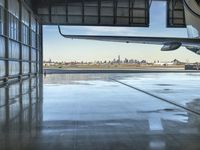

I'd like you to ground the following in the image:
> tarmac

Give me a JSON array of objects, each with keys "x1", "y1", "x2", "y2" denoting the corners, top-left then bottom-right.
[{"x1": 44, "y1": 68, "x2": 200, "y2": 74}]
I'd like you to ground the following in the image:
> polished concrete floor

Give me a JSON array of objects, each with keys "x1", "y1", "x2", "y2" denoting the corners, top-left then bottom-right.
[{"x1": 1, "y1": 73, "x2": 200, "y2": 150}]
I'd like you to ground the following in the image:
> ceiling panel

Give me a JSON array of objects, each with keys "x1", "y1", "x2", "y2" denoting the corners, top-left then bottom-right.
[
  {"x1": 34, "y1": 0, "x2": 150, "y2": 27},
  {"x1": 167, "y1": 0, "x2": 186, "y2": 27}
]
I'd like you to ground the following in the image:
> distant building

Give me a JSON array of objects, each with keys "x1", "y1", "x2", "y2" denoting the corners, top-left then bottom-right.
[
  {"x1": 124, "y1": 58, "x2": 129, "y2": 64},
  {"x1": 43, "y1": 61, "x2": 56, "y2": 67},
  {"x1": 185, "y1": 63, "x2": 200, "y2": 70},
  {"x1": 117, "y1": 55, "x2": 121, "y2": 64},
  {"x1": 140, "y1": 60, "x2": 147, "y2": 64},
  {"x1": 171, "y1": 59, "x2": 184, "y2": 65},
  {"x1": 153, "y1": 59, "x2": 184, "y2": 66}
]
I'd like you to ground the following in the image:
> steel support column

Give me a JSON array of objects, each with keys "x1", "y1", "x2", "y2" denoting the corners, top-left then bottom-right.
[
  {"x1": 4, "y1": 0, "x2": 8, "y2": 82},
  {"x1": 19, "y1": 0, "x2": 23, "y2": 80},
  {"x1": 39, "y1": 25, "x2": 43, "y2": 75}
]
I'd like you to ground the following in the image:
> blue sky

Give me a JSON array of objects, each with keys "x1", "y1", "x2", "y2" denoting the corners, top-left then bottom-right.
[{"x1": 43, "y1": 1, "x2": 200, "y2": 62}]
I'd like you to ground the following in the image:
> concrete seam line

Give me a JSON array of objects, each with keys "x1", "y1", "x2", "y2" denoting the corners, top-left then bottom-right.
[{"x1": 111, "y1": 78, "x2": 200, "y2": 116}]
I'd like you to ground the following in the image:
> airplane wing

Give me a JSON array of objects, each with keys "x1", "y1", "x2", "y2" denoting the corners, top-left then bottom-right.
[{"x1": 58, "y1": 26, "x2": 200, "y2": 53}]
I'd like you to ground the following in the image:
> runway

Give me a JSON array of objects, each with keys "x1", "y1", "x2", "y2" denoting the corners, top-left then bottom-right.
[
  {"x1": 1, "y1": 73, "x2": 200, "y2": 150},
  {"x1": 44, "y1": 68, "x2": 200, "y2": 74}
]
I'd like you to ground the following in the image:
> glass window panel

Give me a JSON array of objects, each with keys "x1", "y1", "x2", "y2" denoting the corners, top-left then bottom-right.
[
  {"x1": 22, "y1": 79, "x2": 30, "y2": 93},
  {"x1": 22, "y1": 94, "x2": 30, "y2": 108},
  {"x1": 9, "y1": 61, "x2": 19, "y2": 76},
  {"x1": 31, "y1": 48, "x2": 36, "y2": 61},
  {"x1": 9, "y1": 100, "x2": 20, "y2": 119},
  {"x1": 0, "y1": 87, "x2": 5, "y2": 106},
  {"x1": 31, "y1": 63, "x2": 36, "y2": 73},
  {"x1": 9, "y1": 83, "x2": 20, "y2": 99},
  {"x1": 0, "y1": 0, "x2": 4, "y2": 7},
  {"x1": 0, "y1": 7, "x2": 3, "y2": 35},
  {"x1": 31, "y1": 17, "x2": 36, "y2": 31},
  {"x1": 22, "y1": 24, "x2": 29, "y2": 45},
  {"x1": 0, "y1": 60, "x2": 5, "y2": 77},
  {"x1": 9, "y1": 15, "x2": 19, "y2": 40},
  {"x1": 0, "y1": 106, "x2": 5, "y2": 125},
  {"x1": 9, "y1": 40, "x2": 19, "y2": 59},
  {"x1": 22, "y1": 6, "x2": 29, "y2": 26},
  {"x1": 31, "y1": 88, "x2": 37, "y2": 101},
  {"x1": 22, "y1": 45, "x2": 29, "y2": 60},
  {"x1": 0, "y1": 36, "x2": 5, "y2": 57},
  {"x1": 22, "y1": 62, "x2": 29, "y2": 74},
  {"x1": 8, "y1": 0, "x2": 19, "y2": 18},
  {"x1": 31, "y1": 78, "x2": 36, "y2": 87},
  {"x1": 32, "y1": 31, "x2": 36, "y2": 48}
]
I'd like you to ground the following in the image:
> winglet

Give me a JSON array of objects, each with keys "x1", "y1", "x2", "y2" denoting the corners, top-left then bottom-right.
[{"x1": 58, "y1": 25, "x2": 65, "y2": 37}]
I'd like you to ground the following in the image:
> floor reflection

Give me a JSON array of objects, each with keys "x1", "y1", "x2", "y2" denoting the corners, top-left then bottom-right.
[
  {"x1": 0, "y1": 76, "x2": 43, "y2": 150},
  {"x1": 1, "y1": 74, "x2": 200, "y2": 150},
  {"x1": 42, "y1": 74, "x2": 200, "y2": 150}
]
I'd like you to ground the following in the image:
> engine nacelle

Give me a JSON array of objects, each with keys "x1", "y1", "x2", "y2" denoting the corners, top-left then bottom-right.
[
  {"x1": 184, "y1": 0, "x2": 200, "y2": 38},
  {"x1": 161, "y1": 42, "x2": 182, "y2": 51},
  {"x1": 186, "y1": 46, "x2": 200, "y2": 55}
]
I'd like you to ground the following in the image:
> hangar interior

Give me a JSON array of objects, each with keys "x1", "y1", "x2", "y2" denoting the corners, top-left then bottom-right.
[
  {"x1": 0, "y1": 0, "x2": 187, "y2": 84},
  {"x1": 1, "y1": 0, "x2": 200, "y2": 150}
]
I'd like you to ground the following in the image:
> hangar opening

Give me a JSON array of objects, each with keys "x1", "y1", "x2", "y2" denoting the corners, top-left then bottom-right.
[{"x1": 0, "y1": 0, "x2": 200, "y2": 150}]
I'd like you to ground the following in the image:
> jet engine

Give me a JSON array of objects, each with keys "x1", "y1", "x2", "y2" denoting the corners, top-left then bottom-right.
[
  {"x1": 186, "y1": 46, "x2": 200, "y2": 55},
  {"x1": 161, "y1": 42, "x2": 182, "y2": 51}
]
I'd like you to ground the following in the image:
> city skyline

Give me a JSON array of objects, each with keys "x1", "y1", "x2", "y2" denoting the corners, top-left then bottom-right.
[
  {"x1": 43, "y1": 1, "x2": 200, "y2": 63},
  {"x1": 44, "y1": 55, "x2": 186, "y2": 64}
]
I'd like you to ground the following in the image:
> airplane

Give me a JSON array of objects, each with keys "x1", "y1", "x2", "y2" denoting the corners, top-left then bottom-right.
[{"x1": 58, "y1": 0, "x2": 200, "y2": 55}]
